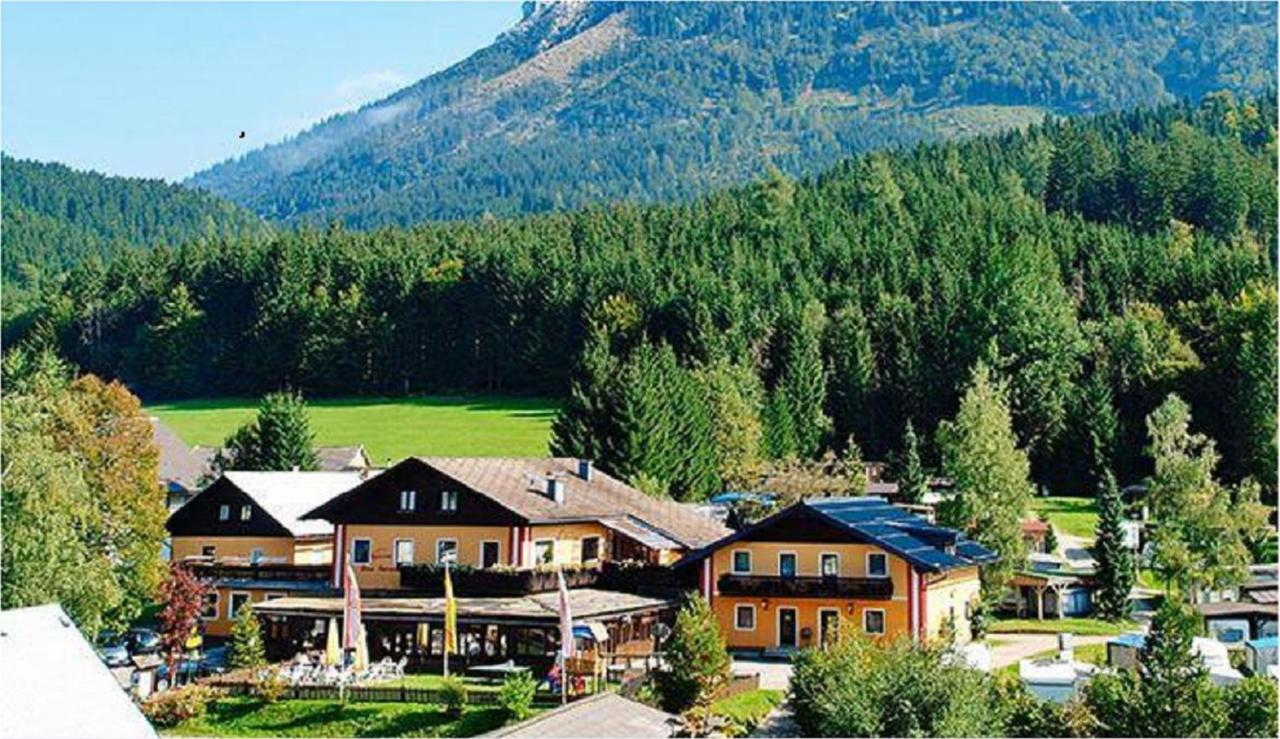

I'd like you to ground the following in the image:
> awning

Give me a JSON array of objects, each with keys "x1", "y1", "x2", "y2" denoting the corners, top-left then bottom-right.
[
  {"x1": 600, "y1": 516, "x2": 682, "y2": 551},
  {"x1": 573, "y1": 621, "x2": 610, "y2": 642}
]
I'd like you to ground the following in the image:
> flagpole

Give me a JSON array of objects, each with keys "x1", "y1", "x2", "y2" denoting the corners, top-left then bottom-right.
[{"x1": 443, "y1": 559, "x2": 450, "y2": 679}]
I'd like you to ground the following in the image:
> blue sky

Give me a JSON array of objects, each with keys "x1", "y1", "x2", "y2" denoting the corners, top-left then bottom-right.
[{"x1": 2, "y1": 2, "x2": 521, "y2": 181}]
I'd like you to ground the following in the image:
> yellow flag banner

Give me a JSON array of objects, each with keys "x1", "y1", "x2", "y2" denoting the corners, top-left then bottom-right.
[{"x1": 443, "y1": 566, "x2": 458, "y2": 656}]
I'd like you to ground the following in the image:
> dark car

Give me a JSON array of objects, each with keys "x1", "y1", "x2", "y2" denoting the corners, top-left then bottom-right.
[
  {"x1": 96, "y1": 632, "x2": 131, "y2": 668},
  {"x1": 126, "y1": 628, "x2": 162, "y2": 654}
]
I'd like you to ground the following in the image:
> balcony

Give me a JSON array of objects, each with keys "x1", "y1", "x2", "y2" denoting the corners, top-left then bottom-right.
[
  {"x1": 186, "y1": 561, "x2": 331, "y2": 583},
  {"x1": 717, "y1": 573, "x2": 893, "y2": 600},
  {"x1": 396, "y1": 560, "x2": 684, "y2": 597}
]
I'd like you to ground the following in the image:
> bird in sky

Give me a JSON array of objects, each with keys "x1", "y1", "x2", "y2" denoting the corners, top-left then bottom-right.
[{"x1": 238, "y1": 131, "x2": 246, "y2": 139}]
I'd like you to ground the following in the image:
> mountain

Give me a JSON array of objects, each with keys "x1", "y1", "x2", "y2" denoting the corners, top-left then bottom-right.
[
  {"x1": 190, "y1": 1, "x2": 1277, "y2": 228},
  {"x1": 1, "y1": 156, "x2": 268, "y2": 288}
]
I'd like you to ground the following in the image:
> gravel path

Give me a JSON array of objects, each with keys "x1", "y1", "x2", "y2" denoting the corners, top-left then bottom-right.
[{"x1": 987, "y1": 633, "x2": 1112, "y2": 668}]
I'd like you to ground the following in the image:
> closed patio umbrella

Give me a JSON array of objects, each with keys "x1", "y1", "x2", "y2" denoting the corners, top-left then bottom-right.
[
  {"x1": 324, "y1": 619, "x2": 340, "y2": 666},
  {"x1": 354, "y1": 624, "x2": 369, "y2": 673}
]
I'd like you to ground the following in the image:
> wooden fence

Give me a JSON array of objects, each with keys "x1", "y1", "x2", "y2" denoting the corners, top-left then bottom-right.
[{"x1": 211, "y1": 681, "x2": 574, "y2": 706}]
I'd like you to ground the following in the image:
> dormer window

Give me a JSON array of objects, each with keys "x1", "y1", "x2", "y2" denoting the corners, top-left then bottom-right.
[
  {"x1": 867, "y1": 552, "x2": 888, "y2": 578},
  {"x1": 440, "y1": 490, "x2": 458, "y2": 513},
  {"x1": 240, "y1": 505, "x2": 252, "y2": 521},
  {"x1": 218, "y1": 504, "x2": 230, "y2": 521},
  {"x1": 399, "y1": 490, "x2": 417, "y2": 512}
]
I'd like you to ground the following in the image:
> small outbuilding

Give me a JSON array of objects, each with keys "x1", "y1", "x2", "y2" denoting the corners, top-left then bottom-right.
[{"x1": 0, "y1": 603, "x2": 157, "y2": 738}]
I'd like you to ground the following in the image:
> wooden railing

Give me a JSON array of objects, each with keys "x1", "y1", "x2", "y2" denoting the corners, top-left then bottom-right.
[
  {"x1": 396, "y1": 560, "x2": 682, "y2": 596},
  {"x1": 187, "y1": 561, "x2": 331, "y2": 583},
  {"x1": 717, "y1": 573, "x2": 893, "y2": 599}
]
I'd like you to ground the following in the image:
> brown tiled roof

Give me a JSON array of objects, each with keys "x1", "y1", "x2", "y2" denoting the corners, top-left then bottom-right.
[
  {"x1": 315, "y1": 446, "x2": 371, "y2": 471},
  {"x1": 419, "y1": 457, "x2": 731, "y2": 549},
  {"x1": 150, "y1": 418, "x2": 213, "y2": 491},
  {"x1": 1021, "y1": 519, "x2": 1050, "y2": 535}
]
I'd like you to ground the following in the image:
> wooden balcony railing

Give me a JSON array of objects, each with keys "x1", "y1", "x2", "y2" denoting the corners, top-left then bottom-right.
[
  {"x1": 717, "y1": 573, "x2": 893, "y2": 599},
  {"x1": 186, "y1": 561, "x2": 331, "y2": 583}
]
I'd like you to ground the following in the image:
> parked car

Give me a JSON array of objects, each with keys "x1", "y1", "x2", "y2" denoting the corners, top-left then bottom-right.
[
  {"x1": 127, "y1": 628, "x2": 161, "y2": 654},
  {"x1": 155, "y1": 645, "x2": 230, "y2": 690},
  {"x1": 96, "y1": 632, "x2": 131, "y2": 668},
  {"x1": 199, "y1": 645, "x2": 229, "y2": 675}
]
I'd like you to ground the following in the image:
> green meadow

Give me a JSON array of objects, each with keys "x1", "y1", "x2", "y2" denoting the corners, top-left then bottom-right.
[{"x1": 148, "y1": 395, "x2": 558, "y2": 465}]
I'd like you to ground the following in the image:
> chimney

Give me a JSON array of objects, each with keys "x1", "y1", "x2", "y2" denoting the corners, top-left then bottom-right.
[
  {"x1": 546, "y1": 476, "x2": 565, "y2": 504},
  {"x1": 578, "y1": 459, "x2": 593, "y2": 482}
]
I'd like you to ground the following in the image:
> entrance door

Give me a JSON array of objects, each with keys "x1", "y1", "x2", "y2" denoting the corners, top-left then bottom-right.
[
  {"x1": 819, "y1": 610, "x2": 839, "y2": 647},
  {"x1": 778, "y1": 608, "x2": 798, "y2": 648}
]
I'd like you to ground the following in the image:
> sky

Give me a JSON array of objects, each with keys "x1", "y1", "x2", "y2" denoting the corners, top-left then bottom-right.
[{"x1": 1, "y1": 2, "x2": 522, "y2": 182}]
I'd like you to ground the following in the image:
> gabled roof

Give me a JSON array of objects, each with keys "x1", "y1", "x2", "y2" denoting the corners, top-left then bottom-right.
[
  {"x1": 678, "y1": 496, "x2": 998, "y2": 573},
  {"x1": 304, "y1": 457, "x2": 731, "y2": 550},
  {"x1": 216, "y1": 471, "x2": 368, "y2": 538},
  {"x1": 0, "y1": 604, "x2": 157, "y2": 738},
  {"x1": 149, "y1": 418, "x2": 210, "y2": 491},
  {"x1": 315, "y1": 446, "x2": 373, "y2": 471}
]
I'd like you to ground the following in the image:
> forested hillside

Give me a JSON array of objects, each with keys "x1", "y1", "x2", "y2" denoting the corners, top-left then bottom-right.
[
  {"x1": 11, "y1": 95, "x2": 1275, "y2": 501},
  {"x1": 189, "y1": 1, "x2": 1276, "y2": 228},
  {"x1": 1, "y1": 156, "x2": 267, "y2": 295}
]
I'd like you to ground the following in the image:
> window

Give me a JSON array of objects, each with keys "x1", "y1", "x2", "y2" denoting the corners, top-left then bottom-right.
[
  {"x1": 735, "y1": 605, "x2": 756, "y2": 631},
  {"x1": 351, "y1": 538, "x2": 372, "y2": 565},
  {"x1": 820, "y1": 553, "x2": 840, "y2": 577},
  {"x1": 436, "y1": 539, "x2": 458, "y2": 564},
  {"x1": 580, "y1": 537, "x2": 601, "y2": 563},
  {"x1": 218, "y1": 504, "x2": 230, "y2": 521},
  {"x1": 779, "y1": 552, "x2": 797, "y2": 579},
  {"x1": 533, "y1": 540, "x2": 555, "y2": 565},
  {"x1": 239, "y1": 504, "x2": 252, "y2": 521},
  {"x1": 228, "y1": 592, "x2": 251, "y2": 620},
  {"x1": 867, "y1": 553, "x2": 888, "y2": 578},
  {"x1": 201, "y1": 545, "x2": 216, "y2": 558},
  {"x1": 863, "y1": 609, "x2": 886, "y2": 635},
  {"x1": 732, "y1": 551, "x2": 752, "y2": 574},
  {"x1": 394, "y1": 539, "x2": 415, "y2": 567},
  {"x1": 200, "y1": 592, "x2": 219, "y2": 620},
  {"x1": 399, "y1": 490, "x2": 417, "y2": 512},
  {"x1": 480, "y1": 541, "x2": 501, "y2": 569},
  {"x1": 440, "y1": 490, "x2": 458, "y2": 512}
]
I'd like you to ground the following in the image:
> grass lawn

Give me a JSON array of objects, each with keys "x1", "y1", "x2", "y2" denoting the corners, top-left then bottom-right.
[
  {"x1": 1029, "y1": 496, "x2": 1099, "y2": 540},
  {"x1": 989, "y1": 617, "x2": 1138, "y2": 636},
  {"x1": 148, "y1": 395, "x2": 557, "y2": 463},
  {"x1": 162, "y1": 697, "x2": 517, "y2": 738},
  {"x1": 712, "y1": 689, "x2": 784, "y2": 730}
]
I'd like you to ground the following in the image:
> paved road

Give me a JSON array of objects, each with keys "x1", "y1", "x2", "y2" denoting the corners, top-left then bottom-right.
[{"x1": 987, "y1": 633, "x2": 1112, "y2": 668}]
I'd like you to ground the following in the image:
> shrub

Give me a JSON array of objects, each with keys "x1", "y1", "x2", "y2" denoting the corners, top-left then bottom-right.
[
  {"x1": 141, "y1": 684, "x2": 221, "y2": 728},
  {"x1": 790, "y1": 629, "x2": 1003, "y2": 737},
  {"x1": 253, "y1": 666, "x2": 288, "y2": 704},
  {"x1": 440, "y1": 676, "x2": 468, "y2": 719},
  {"x1": 499, "y1": 671, "x2": 537, "y2": 721},
  {"x1": 1225, "y1": 676, "x2": 1279, "y2": 738},
  {"x1": 229, "y1": 603, "x2": 266, "y2": 671},
  {"x1": 655, "y1": 594, "x2": 730, "y2": 714}
]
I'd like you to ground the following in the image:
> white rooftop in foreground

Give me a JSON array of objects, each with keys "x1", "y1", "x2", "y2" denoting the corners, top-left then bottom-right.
[{"x1": 0, "y1": 603, "x2": 157, "y2": 739}]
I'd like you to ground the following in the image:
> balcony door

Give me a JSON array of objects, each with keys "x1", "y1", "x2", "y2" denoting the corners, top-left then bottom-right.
[{"x1": 778, "y1": 607, "x2": 798, "y2": 648}]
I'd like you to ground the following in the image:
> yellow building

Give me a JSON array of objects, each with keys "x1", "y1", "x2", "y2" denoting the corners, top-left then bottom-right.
[
  {"x1": 166, "y1": 471, "x2": 369, "y2": 636},
  {"x1": 680, "y1": 497, "x2": 994, "y2": 651},
  {"x1": 302, "y1": 457, "x2": 730, "y2": 592}
]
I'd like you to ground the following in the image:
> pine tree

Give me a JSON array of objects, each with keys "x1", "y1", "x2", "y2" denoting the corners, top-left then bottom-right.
[
  {"x1": 894, "y1": 420, "x2": 929, "y2": 505},
  {"x1": 779, "y1": 301, "x2": 831, "y2": 458},
  {"x1": 1136, "y1": 599, "x2": 1224, "y2": 736},
  {"x1": 1040, "y1": 515, "x2": 1060, "y2": 555},
  {"x1": 826, "y1": 303, "x2": 877, "y2": 455},
  {"x1": 1094, "y1": 470, "x2": 1135, "y2": 621},
  {"x1": 655, "y1": 594, "x2": 730, "y2": 714},
  {"x1": 215, "y1": 391, "x2": 318, "y2": 472},
  {"x1": 229, "y1": 603, "x2": 266, "y2": 670},
  {"x1": 762, "y1": 390, "x2": 797, "y2": 460}
]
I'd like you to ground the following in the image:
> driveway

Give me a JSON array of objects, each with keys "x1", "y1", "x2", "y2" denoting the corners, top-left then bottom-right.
[
  {"x1": 731, "y1": 656, "x2": 793, "y2": 690},
  {"x1": 987, "y1": 633, "x2": 1112, "y2": 668}
]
